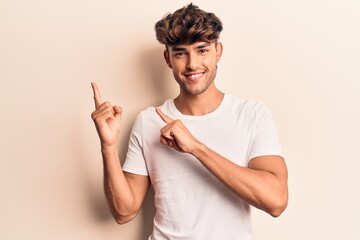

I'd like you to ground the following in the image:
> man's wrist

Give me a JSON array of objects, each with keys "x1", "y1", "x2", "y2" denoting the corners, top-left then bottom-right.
[
  {"x1": 101, "y1": 144, "x2": 118, "y2": 156},
  {"x1": 190, "y1": 140, "x2": 207, "y2": 159}
]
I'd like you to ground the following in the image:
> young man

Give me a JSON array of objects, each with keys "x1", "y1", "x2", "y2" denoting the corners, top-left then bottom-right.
[{"x1": 91, "y1": 3, "x2": 288, "y2": 240}]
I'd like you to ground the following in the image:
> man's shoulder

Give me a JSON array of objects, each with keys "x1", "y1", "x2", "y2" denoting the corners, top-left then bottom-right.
[{"x1": 224, "y1": 94, "x2": 265, "y2": 113}]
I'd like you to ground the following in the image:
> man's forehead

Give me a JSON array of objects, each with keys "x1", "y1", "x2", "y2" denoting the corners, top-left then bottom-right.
[{"x1": 169, "y1": 41, "x2": 214, "y2": 51}]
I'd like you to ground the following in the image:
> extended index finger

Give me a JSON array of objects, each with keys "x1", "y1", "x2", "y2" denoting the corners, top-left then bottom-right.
[
  {"x1": 156, "y1": 107, "x2": 173, "y2": 124},
  {"x1": 91, "y1": 82, "x2": 103, "y2": 109}
]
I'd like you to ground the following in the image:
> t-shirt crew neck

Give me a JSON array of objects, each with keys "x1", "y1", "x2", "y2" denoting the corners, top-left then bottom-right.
[{"x1": 167, "y1": 94, "x2": 229, "y2": 121}]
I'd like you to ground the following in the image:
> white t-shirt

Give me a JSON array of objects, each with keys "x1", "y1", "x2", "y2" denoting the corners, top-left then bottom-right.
[{"x1": 123, "y1": 94, "x2": 283, "y2": 240}]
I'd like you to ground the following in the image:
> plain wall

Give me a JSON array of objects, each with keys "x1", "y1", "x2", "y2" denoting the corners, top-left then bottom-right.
[{"x1": 1, "y1": 0, "x2": 359, "y2": 239}]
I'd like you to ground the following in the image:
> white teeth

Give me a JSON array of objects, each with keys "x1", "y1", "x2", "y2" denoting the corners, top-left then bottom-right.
[{"x1": 187, "y1": 73, "x2": 203, "y2": 80}]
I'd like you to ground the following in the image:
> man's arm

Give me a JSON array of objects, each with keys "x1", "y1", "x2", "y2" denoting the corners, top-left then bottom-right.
[
  {"x1": 156, "y1": 108, "x2": 288, "y2": 217},
  {"x1": 101, "y1": 146, "x2": 150, "y2": 224},
  {"x1": 91, "y1": 82, "x2": 150, "y2": 224},
  {"x1": 193, "y1": 145, "x2": 288, "y2": 217}
]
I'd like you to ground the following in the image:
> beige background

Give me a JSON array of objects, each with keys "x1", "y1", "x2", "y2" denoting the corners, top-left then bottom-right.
[{"x1": 1, "y1": 0, "x2": 359, "y2": 239}]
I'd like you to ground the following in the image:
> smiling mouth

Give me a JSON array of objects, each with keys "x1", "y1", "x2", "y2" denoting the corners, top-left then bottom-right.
[{"x1": 184, "y1": 72, "x2": 204, "y2": 81}]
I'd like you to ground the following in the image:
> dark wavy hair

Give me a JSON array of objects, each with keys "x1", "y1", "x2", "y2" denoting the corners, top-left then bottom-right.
[{"x1": 155, "y1": 3, "x2": 223, "y2": 47}]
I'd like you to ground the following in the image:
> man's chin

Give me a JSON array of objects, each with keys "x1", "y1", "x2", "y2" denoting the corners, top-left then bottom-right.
[{"x1": 181, "y1": 87, "x2": 207, "y2": 96}]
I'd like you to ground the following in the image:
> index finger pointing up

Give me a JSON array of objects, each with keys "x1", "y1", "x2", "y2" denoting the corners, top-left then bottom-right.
[
  {"x1": 156, "y1": 107, "x2": 173, "y2": 124},
  {"x1": 91, "y1": 82, "x2": 103, "y2": 109}
]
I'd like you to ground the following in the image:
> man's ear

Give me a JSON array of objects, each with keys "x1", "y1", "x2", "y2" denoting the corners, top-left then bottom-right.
[
  {"x1": 163, "y1": 50, "x2": 172, "y2": 68},
  {"x1": 215, "y1": 42, "x2": 223, "y2": 63}
]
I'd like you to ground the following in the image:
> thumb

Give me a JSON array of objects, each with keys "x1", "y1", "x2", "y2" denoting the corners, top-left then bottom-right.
[{"x1": 113, "y1": 105, "x2": 122, "y2": 117}]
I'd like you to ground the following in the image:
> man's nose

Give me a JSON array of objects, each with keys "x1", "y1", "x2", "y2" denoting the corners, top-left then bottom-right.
[{"x1": 186, "y1": 53, "x2": 199, "y2": 70}]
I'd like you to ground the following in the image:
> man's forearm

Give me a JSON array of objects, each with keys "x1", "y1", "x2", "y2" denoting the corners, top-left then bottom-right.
[
  {"x1": 191, "y1": 143, "x2": 288, "y2": 217},
  {"x1": 102, "y1": 146, "x2": 135, "y2": 219}
]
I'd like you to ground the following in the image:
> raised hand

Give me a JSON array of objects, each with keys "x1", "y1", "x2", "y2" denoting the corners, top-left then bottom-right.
[
  {"x1": 156, "y1": 108, "x2": 200, "y2": 154},
  {"x1": 91, "y1": 82, "x2": 122, "y2": 148}
]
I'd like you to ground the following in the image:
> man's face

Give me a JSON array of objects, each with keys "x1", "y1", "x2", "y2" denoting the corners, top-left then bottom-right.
[{"x1": 164, "y1": 41, "x2": 223, "y2": 96}]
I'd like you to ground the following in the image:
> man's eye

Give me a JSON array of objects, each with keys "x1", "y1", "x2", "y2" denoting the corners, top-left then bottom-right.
[
  {"x1": 199, "y1": 49, "x2": 208, "y2": 54},
  {"x1": 175, "y1": 52, "x2": 185, "y2": 56}
]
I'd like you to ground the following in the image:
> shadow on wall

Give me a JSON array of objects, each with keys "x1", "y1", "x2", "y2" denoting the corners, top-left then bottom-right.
[
  {"x1": 85, "y1": 45, "x2": 172, "y2": 239},
  {"x1": 140, "y1": 45, "x2": 177, "y2": 107}
]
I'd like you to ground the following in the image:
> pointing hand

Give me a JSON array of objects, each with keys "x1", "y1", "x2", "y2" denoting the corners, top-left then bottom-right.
[
  {"x1": 91, "y1": 82, "x2": 122, "y2": 148},
  {"x1": 156, "y1": 108, "x2": 200, "y2": 154}
]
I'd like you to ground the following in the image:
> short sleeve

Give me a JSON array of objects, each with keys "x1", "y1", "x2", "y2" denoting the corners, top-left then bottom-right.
[
  {"x1": 247, "y1": 104, "x2": 283, "y2": 160},
  {"x1": 122, "y1": 113, "x2": 149, "y2": 175}
]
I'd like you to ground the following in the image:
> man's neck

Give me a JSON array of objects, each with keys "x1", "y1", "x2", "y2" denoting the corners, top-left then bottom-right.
[{"x1": 174, "y1": 86, "x2": 224, "y2": 116}]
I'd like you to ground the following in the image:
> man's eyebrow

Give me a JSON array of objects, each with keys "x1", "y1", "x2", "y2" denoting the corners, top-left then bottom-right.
[
  {"x1": 196, "y1": 42, "x2": 211, "y2": 49},
  {"x1": 171, "y1": 46, "x2": 186, "y2": 52}
]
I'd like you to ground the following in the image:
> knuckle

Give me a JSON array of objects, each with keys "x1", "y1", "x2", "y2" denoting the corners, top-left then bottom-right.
[
  {"x1": 93, "y1": 115, "x2": 99, "y2": 122},
  {"x1": 99, "y1": 102, "x2": 110, "y2": 109},
  {"x1": 91, "y1": 112, "x2": 100, "y2": 121},
  {"x1": 100, "y1": 105, "x2": 111, "y2": 113}
]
